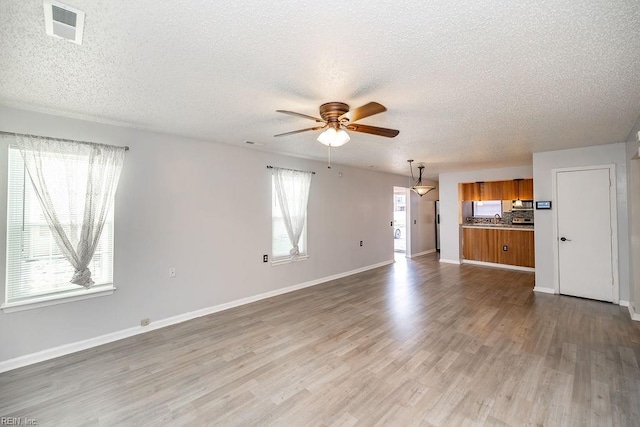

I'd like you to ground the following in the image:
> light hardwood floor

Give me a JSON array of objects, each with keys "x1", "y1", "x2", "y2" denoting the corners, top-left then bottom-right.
[{"x1": 2, "y1": 254, "x2": 640, "y2": 426}]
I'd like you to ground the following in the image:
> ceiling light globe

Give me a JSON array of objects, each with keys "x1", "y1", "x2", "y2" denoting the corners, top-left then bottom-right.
[
  {"x1": 412, "y1": 185, "x2": 435, "y2": 197},
  {"x1": 318, "y1": 128, "x2": 350, "y2": 147}
]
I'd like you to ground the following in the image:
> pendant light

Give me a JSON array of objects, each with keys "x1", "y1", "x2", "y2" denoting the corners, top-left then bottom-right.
[
  {"x1": 407, "y1": 160, "x2": 435, "y2": 197},
  {"x1": 514, "y1": 179, "x2": 523, "y2": 207},
  {"x1": 477, "y1": 182, "x2": 484, "y2": 206}
]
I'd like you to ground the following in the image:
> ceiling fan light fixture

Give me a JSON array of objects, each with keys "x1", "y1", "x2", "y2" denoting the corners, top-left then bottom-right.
[{"x1": 317, "y1": 128, "x2": 350, "y2": 147}]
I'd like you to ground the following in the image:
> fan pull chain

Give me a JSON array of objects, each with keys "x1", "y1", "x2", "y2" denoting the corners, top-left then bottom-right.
[{"x1": 327, "y1": 145, "x2": 331, "y2": 169}]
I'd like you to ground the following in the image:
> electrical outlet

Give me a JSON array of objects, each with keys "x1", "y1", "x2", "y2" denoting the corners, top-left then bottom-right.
[
  {"x1": 414, "y1": 219, "x2": 417, "y2": 225},
  {"x1": 140, "y1": 318, "x2": 150, "y2": 327},
  {"x1": 360, "y1": 240, "x2": 363, "y2": 247},
  {"x1": 168, "y1": 267, "x2": 176, "y2": 278},
  {"x1": 263, "y1": 254, "x2": 268, "y2": 263}
]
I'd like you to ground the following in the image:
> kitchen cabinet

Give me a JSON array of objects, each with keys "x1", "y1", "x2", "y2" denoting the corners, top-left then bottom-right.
[
  {"x1": 462, "y1": 227, "x2": 535, "y2": 268},
  {"x1": 503, "y1": 179, "x2": 534, "y2": 201},
  {"x1": 496, "y1": 229, "x2": 535, "y2": 267},
  {"x1": 463, "y1": 227, "x2": 496, "y2": 262},
  {"x1": 518, "y1": 179, "x2": 533, "y2": 200},
  {"x1": 460, "y1": 178, "x2": 533, "y2": 201},
  {"x1": 461, "y1": 183, "x2": 481, "y2": 201},
  {"x1": 483, "y1": 181, "x2": 502, "y2": 200},
  {"x1": 500, "y1": 180, "x2": 519, "y2": 201}
]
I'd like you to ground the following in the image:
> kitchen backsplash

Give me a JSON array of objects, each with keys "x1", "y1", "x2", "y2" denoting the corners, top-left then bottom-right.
[{"x1": 466, "y1": 209, "x2": 534, "y2": 225}]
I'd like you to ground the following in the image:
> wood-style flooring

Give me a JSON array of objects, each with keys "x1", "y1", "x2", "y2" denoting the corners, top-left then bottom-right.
[{"x1": 1, "y1": 253, "x2": 640, "y2": 426}]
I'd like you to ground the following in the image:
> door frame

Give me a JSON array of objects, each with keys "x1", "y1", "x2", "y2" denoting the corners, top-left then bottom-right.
[
  {"x1": 406, "y1": 187, "x2": 412, "y2": 258},
  {"x1": 551, "y1": 164, "x2": 619, "y2": 303},
  {"x1": 392, "y1": 186, "x2": 412, "y2": 258}
]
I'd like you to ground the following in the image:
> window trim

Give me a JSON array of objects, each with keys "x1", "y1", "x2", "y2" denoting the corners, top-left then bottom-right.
[
  {"x1": 1, "y1": 283, "x2": 115, "y2": 313},
  {"x1": 471, "y1": 200, "x2": 503, "y2": 218},
  {"x1": 5, "y1": 145, "x2": 116, "y2": 309},
  {"x1": 271, "y1": 174, "x2": 310, "y2": 263}
]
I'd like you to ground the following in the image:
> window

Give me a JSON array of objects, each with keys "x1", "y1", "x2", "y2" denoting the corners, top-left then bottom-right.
[
  {"x1": 271, "y1": 169, "x2": 311, "y2": 264},
  {"x1": 4, "y1": 147, "x2": 114, "y2": 310},
  {"x1": 472, "y1": 200, "x2": 503, "y2": 218}
]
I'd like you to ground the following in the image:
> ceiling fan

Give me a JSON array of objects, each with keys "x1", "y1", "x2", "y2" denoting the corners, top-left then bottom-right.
[{"x1": 274, "y1": 102, "x2": 400, "y2": 148}]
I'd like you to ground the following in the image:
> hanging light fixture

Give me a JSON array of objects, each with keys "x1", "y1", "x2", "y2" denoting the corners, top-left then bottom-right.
[
  {"x1": 317, "y1": 127, "x2": 350, "y2": 147},
  {"x1": 514, "y1": 178, "x2": 523, "y2": 207},
  {"x1": 477, "y1": 181, "x2": 484, "y2": 206},
  {"x1": 407, "y1": 160, "x2": 435, "y2": 197}
]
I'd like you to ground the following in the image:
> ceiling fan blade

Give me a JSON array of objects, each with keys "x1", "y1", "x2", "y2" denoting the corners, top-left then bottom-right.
[
  {"x1": 274, "y1": 126, "x2": 325, "y2": 137},
  {"x1": 276, "y1": 110, "x2": 324, "y2": 122},
  {"x1": 342, "y1": 102, "x2": 387, "y2": 122},
  {"x1": 345, "y1": 123, "x2": 399, "y2": 138}
]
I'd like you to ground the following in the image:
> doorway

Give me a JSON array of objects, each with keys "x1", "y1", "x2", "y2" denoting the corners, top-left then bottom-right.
[
  {"x1": 553, "y1": 165, "x2": 619, "y2": 302},
  {"x1": 393, "y1": 187, "x2": 409, "y2": 256}
]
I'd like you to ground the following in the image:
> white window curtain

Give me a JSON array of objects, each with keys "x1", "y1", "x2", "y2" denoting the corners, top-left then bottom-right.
[
  {"x1": 16, "y1": 135, "x2": 126, "y2": 288},
  {"x1": 272, "y1": 167, "x2": 312, "y2": 260}
]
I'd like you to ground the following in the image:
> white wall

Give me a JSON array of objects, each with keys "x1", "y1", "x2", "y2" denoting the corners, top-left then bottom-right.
[
  {"x1": 625, "y1": 118, "x2": 640, "y2": 315},
  {"x1": 533, "y1": 143, "x2": 630, "y2": 300},
  {"x1": 0, "y1": 106, "x2": 436, "y2": 364},
  {"x1": 438, "y1": 165, "x2": 534, "y2": 263}
]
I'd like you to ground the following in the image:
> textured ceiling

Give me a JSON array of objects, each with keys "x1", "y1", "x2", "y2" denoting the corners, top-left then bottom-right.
[{"x1": 1, "y1": 0, "x2": 639, "y2": 178}]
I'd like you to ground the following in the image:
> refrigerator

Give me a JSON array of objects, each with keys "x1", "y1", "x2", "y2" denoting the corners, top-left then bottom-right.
[{"x1": 435, "y1": 200, "x2": 440, "y2": 252}]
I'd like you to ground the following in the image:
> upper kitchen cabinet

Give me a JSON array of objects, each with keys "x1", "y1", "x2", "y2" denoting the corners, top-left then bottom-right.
[
  {"x1": 518, "y1": 179, "x2": 533, "y2": 200},
  {"x1": 461, "y1": 182, "x2": 481, "y2": 201},
  {"x1": 506, "y1": 178, "x2": 534, "y2": 200},
  {"x1": 460, "y1": 178, "x2": 533, "y2": 201},
  {"x1": 501, "y1": 180, "x2": 519, "y2": 200},
  {"x1": 483, "y1": 181, "x2": 503, "y2": 200}
]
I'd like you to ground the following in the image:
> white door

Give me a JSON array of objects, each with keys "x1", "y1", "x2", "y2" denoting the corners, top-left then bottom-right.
[{"x1": 556, "y1": 167, "x2": 615, "y2": 302}]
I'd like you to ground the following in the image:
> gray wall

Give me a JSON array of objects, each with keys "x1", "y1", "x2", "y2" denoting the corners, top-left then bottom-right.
[
  {"x1": 532, "y1": 143, "x2": 630, "y2": 300},
  {"x1": 410, "y1": 189, "x2": 439, "y2": 257},
  {"x1": 0, "y1": 106, "x2": 437, "y2": 363}
]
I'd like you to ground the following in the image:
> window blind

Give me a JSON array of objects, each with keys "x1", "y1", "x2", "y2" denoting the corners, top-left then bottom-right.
[{"x1": 6, "y1": 147, "x2": 114, "y2": 303}]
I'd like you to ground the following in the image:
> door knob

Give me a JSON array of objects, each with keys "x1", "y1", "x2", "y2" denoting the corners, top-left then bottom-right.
[{"x1": 560, "y1": 237, "x2": 571, "y2": 242}]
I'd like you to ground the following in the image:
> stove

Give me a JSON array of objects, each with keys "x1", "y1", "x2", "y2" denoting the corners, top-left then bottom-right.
[{"x1": 512, "y1": 217, "x2": 534, "y2": 225}]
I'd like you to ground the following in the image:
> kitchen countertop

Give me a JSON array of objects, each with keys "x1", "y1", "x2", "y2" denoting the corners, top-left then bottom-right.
[{"x1": 462, "y1": 224, "x2": 534, "y2": 231}]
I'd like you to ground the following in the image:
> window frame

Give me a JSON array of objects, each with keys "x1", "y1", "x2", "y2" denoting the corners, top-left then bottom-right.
[
  {"x1": 271, "y1": 175, "x2": 309, "y2": 266},
  {"x1": 472, "y1": 200, "x2": 503, "y2": 218},
  {"x1": 2, "y1": 146, "x2": 116, "y2": 313}
]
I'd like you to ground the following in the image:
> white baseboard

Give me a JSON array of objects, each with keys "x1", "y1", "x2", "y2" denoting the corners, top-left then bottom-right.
[
  {"x1": 462, "y1": 260, "x2": 535, "y2": 273},
  {"x1": 408, "y1": 249, "x2": 436, "y2": 259},
  {"x1": 619, "y1": 300, "x2": 629, "y2": 307},
  {"x1": 627, "y1": 302, "x2": 640, "y2": 321},
  {"x1": 533, "y1": 286, "x2": 556, "y2": 294},
  {"x1": 439, "y1": 258, "x2": 461, "y2": 265},
  {"x1": 0, "y1": 259, "x2": 394, "y2": 374}
]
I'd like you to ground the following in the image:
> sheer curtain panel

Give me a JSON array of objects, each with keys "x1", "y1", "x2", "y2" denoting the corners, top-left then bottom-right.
[
  {"x1": 272, "y1": 167, "x2": 312, "y2": 260},
  {"x1": 16, "y1": 135, "x2": 126, "y2": 288}
]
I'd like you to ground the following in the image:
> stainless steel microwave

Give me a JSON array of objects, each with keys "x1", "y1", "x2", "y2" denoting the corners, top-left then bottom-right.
[{"x1": 512, "y1": 200, "x2": 533, "y2": 210}]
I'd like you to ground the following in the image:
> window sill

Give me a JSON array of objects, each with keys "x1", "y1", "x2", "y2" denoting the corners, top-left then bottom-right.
[
  {"x1": 1, "y1": 284, "x2": 116, "y2": 313},
  {"x1": 271, "y1": 255, "x2": 309, "y2": 266}
]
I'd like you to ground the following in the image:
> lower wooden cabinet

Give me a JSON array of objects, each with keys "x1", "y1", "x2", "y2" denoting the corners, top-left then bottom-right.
[{"x1": 462, "y1": 227, "x2": 535, "y2": 268}]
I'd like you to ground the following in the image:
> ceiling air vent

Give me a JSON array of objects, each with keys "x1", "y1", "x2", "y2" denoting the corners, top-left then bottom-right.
[{"x1": 43, "y1": 0, "x2": 85, "y2": 45}]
